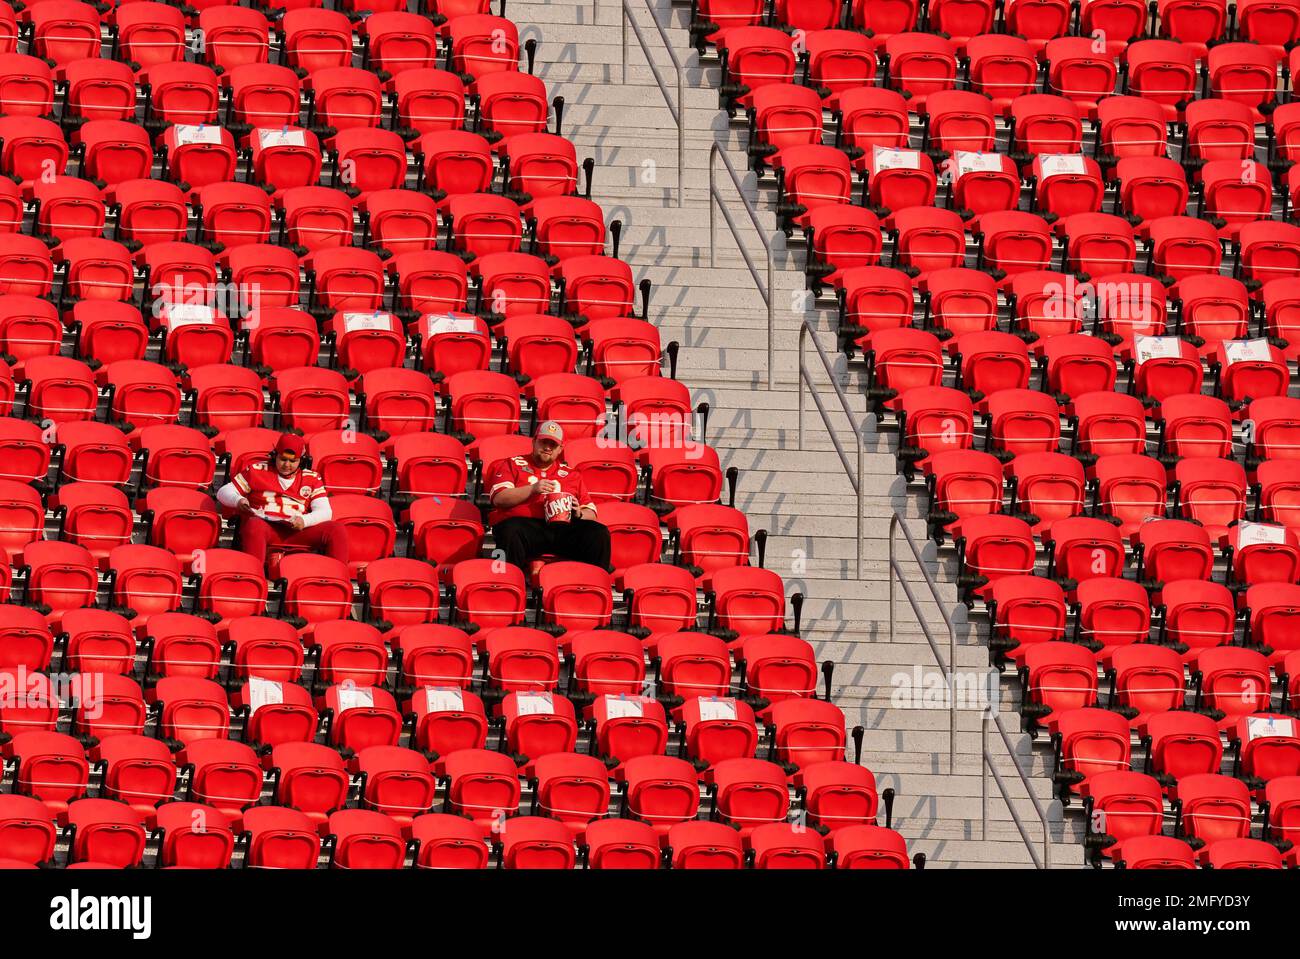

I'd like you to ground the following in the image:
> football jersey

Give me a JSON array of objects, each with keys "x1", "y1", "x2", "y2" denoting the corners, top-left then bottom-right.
[
  {"x1": 487, "y1": 455, "x2": 595, "y2": 525},
  {"x1": 232, "y1": 461, "x2": 328, "y2": 522}
]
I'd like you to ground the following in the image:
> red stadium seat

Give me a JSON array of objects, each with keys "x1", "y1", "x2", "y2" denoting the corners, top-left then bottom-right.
[
  {"x1": 407, "y1": 685, "x2": 488, "y2": 757},
  {"x1": 481, "y1": 626, "x2": 559, "y2": 693},
  {"x1": 1022, "y1": 642, "x2": 1099, "y2": 729},
  {"x1": 1075, "y1": 578, "x2": 1150, "y2": 662},
  {"x1": 235, "y1": 678, "x2": 318, "y2": 748},
  {"x1": 155, "y1": 802, "x2": 233, "y2": 869},
  {"x1": 1081, "y1": 771, "x2": 1164, "y2": 863},
  {"x1": 434, "y1": 748, "x2": 521, "y2": 826},
  {"x1": 1136, "y1": 519, "x2": 1214, "y2": 586},
  {"x1": 321, "y1": 683, "x2": 402, "y2": 752},
  {"x1": 1053, "y1": 708, "x2": 1132, "y2": 795},
  {"x1": 149, "y1": 676, "x2": 230, "y2": 744},
  {"x1": 65, "y1": 799, "x2": 147, "y2": 867},
  {"x1": 1148, "y1": 715, "x2": 1224, "y2": 786},
  {"x1": 1233, "y1": 713, "x2": 1300, "y2": 785},
  {"x1": 223, "y1": 616, "x2": 303, "y2": 682},
  {"x1": 242, "y1": 806, "x2": 321, "y2": 869},
  {"x1": 410, "y1": 813, "x2": 488, "y2": 869},
  {"x1": 1092, "y1": 455, "x2": 1166, "y2": 538},
  {"x1": 987, "y1": 576, "x2": 1067, "y2": 667}
]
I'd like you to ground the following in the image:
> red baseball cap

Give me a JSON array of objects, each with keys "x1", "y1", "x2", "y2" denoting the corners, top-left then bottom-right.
[{"x1": 274, "y1": 433, "x2": 305, "y2": 458}]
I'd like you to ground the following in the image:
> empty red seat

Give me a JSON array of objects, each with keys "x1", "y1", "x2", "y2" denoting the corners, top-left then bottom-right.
[
  {"x1": 1128, "y1": 335, "x2": 1202, "y2": 407},
  {"x1": 1264, "y1": 776, "x2": 1300, "y2": 863},
  {"x1": 968, "y1": 32, "x2": 1040, "y2": 105},
  {"x1": 362, "y1": 367, "x2": 440, "y2": 438},
  {"x1": 279, "y1": 553, "x2": 353, "y2": 624},
  {"x1": 364, "y1": 11, "x2": 439, "y2": 78},
  {"x1": 925, "y1": 449, "x2": 1004, "y2": 535},
  {"x1": 1162, "y1": 578, "x2": 1234, "y2": 663},
  {"x1": 1081, "y1": 770, "x2": 1165, "y2": 863},
  {"x1": 1092, "y1": 455, "x2": 1166, "y2": 538},
  {"x1": 327, "y1": 809, "x2": 407, "y2": 870},
  {"x1": 242, "y1": 805, "x2": 321, "y2": 869},
  {"x1": 1010, "y1": 95, "x2": 1083, "y2": 156},
  {"x1": 1147, "y1": 715, "x2": 1224, "y2": 788},
  {"x1": 1054, "y1": 708, "x2": 1132, "y2": 795},
  {"x1": 282, "y1": 8, "x2": 353, "y2": 74},
  {"x1": 832, "y1": 824, "x2": 912, "y2": 869},
  {"x1": 321, "y1": 683, "x2": 402, "y2": 752},
  {"x1": 974, "y1": 210, "x2": 1054, "y2": 278},
  {"x1": 952, "y1": 515, "x2": 1036, "y2": 605},
  {"x1": 411, "y1": 813, "x2": 489, "y2": 870},
  {"x1": 770, "y1": 145, "x2": 853, "y2": 231},
  {"x1": 1075, "y1": 578, "x2": 1150, "y2": 663},
  {"x1": 434, "y1": 748, "x2": 521, "y2": 826},
  {"x1": 1136, "y1": 519, "x2": 1214, "y2": 586},
  {"x1": 65, "y1": 799, "x2": 147, "y2": 867},
  {"x1": 1146, "y1": 216, "x2": 1222, "y2": 281},
  {"x1": 838, "y1": 266, "x2": 914, "y2": 336},
  {"x1": 1044, "y1": 41, "x2": 1116, "y2": 121},
  {"x1": 1107, "y1": 641, "x2": 1190, "y2": 722},
  {"x1": 1023, "y1": 642, "x2": 1099, "y2": 730},
  {"x1": 883, "y1": 32, "x2": 956, "y2": 108},
  {"x1": 226, "y1": 64, "x2": 301, "y2": 130},
  {"x1": 179, "y1": 739, "x2": 263, "y2": 819},
  {"x1": 748, "y1": 821, "x2": 827, "y2": 869},
  {"x1": 1114, "y1": 834, "x2": 1196, "y2": 869},
  {"x1": 308, "y1": 430, "x2": 384, "y2": 496},
  {"x1": 149, "y1": 676, "x2": 229, "y2": 744},
  {"x1": 223, "y1": 617, "x2": 303, "y2": 683},
  {"x1": 987, "y1": 576, "x2": 1067, "y2": 667},
  {"x1": 1171, "y1": 774, "x2": 1251, "y2": 853},
  {"x1": 483, "y1": 627, "x2": 560, "y2": 693},
  {"x1": 154, "y1": 802, "x2": 233, "y2": 869},
  {"x1": 1204, "y1": 837, "x2": 1285, "y2": 869},
  {"x1": 1245, "y1": 582, "x2": 1300, "y2": 665},
  {"x1": 1159, "y1": 394, "x2": 1233, "y2": 462},
  {"x1": 199, "y1": 6, "x2": 269, "y2": 71}
]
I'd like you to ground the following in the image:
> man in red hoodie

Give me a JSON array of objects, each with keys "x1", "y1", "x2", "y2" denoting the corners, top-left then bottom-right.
[
  {"x1": 487, "y1": 420, "x2": 611, "y2": 572},
  {"x1": 216, "y1": 432, "x2": 349, "y2": 569}
]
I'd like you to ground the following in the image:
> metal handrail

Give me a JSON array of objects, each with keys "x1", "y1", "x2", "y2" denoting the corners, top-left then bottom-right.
[
  {"x1": 620, "y1": 0, "x2": 685, "y2": 207},
  {"x1": 982, "y1": 710, "x2": 1053, "y2": 869},
  {"x1": 709, "y1": 144, "x2": 775, "y2": 388},
  {"x1": 795, "y1": 321, "x2": 863, "y2": 576},
  {"x1": 887, "y1": 513, "x2": 956, "y2": 775}
]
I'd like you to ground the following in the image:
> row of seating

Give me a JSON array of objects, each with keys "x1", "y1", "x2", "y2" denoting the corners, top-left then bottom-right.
[
  {"x1": 0, "y1": 795, "x2": 910, "y2": 869},
  {"x1": 0, "y1": 3, "x2": 527, "y2": 77},
  {"x1": 693, "y1": 0, "x2": 1300, "y2": 55}
]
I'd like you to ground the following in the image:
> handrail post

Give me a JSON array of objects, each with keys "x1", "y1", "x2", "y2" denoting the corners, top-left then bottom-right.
[
  {"x1": 766, "y1": 244, "x2": 774, "y2": 389},
  {"x1": 708, "y1": 145, "x2": 716, "y2": 269},
  {"x1": 888, "y1": 514, "x2": 895, "y2": 647},
  {"x1": 797, "y1": 323, "x2": 806, "y2": 450},
  {"x1": 855, "y1": 427, "x2": 863, "y2": 580},
  {"x1": 981, "y1": 710, "x2": 989, "y2": 841},
  {"x1": 675, "y1": 17, "x2": 684, "y2": 209}
]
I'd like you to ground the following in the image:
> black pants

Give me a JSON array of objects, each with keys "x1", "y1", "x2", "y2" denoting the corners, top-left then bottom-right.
[{"x1": 493, "y1": 517, "x2": 612, "y2": 572}]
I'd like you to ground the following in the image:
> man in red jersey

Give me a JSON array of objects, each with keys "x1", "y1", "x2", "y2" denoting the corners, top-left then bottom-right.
[
  {"x1": 216, "y1": 432, "x2": 349, "y2": 569},
  {"x1": 487, "y1": 420, "x2": 611, "y2": 572}
]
